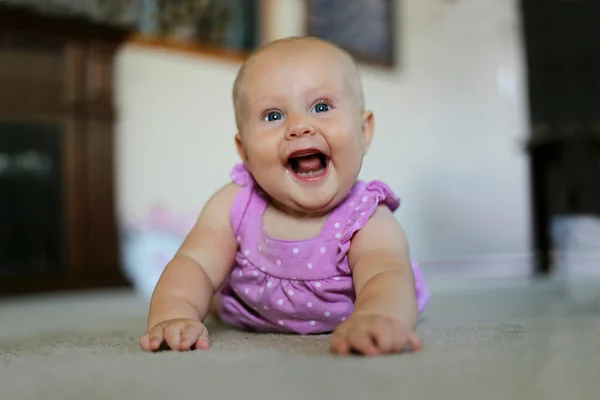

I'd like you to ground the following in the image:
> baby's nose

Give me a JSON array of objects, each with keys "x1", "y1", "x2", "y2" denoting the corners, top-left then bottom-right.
[{"x1": 286, "y1": 124, "x2": 315, "y2": 139}]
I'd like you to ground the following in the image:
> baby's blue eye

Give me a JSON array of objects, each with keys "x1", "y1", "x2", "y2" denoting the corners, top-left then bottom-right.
[
  {"x1": 313, "y1": 102, "x2": 331, "y2": 113},
  {"x1": 265, "y1": 111, "x2": 284, "y2": 122}
]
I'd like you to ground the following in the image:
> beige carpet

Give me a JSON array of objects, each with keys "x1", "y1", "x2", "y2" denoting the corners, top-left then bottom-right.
[{"x1": 1, "y1": 278, "x2": 599, "y2": 400}]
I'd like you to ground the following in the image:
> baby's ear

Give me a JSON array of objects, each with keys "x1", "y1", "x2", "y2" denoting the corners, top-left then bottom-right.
[
  {"x1": 235, "y1": 133, "x2": 248, "y2": 163},
  {"x1": 361, "y1": 110, "x2": 375, "y2": 154}
]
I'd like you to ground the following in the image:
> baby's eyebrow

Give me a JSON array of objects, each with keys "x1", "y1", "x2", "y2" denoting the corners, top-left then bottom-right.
[{"x1": 248, "y1": 95, "x2": 287, "y2": 110}]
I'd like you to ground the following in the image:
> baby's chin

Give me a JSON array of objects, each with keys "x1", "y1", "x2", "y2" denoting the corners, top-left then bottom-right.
[{"x1": 282, "y1": 192, "x2": 346, "y2": 217}]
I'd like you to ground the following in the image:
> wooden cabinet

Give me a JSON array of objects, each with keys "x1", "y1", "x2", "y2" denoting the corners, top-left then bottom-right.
[{"x1": 0, "y1": 5, "x2": 132, "y2": 295}]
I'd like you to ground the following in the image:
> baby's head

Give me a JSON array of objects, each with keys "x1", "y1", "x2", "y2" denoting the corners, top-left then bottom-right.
[{"x1": 232, "y1": 36, "x2": 374, "y2": 216}]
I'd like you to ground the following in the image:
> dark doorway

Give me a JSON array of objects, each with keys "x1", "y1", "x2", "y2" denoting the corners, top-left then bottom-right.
[{"x1": 520, "y1": 0, "x2": 600, "y2": 274}]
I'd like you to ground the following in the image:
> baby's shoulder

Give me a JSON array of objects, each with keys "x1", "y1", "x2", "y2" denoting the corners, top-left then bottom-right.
[
  {"x1": 203, "y1": 182, "x2": 243, "y2": 216},
  {"x1": 220, "y1": 181, "x2": 244, "y2": 196}
]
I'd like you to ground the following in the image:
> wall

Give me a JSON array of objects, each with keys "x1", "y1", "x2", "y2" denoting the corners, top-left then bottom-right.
[{"x1": 114, "y1": 0, "x2": 532, "y2": 265}]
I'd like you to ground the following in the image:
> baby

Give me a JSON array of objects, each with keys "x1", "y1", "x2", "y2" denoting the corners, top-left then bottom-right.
[{"x1": 140, "y1": 36, "x2": 430, "y2": 356}]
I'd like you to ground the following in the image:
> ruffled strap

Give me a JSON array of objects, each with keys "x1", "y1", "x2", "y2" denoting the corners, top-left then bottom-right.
[
  {"x1": 333, "y1": 180, "x2": 400, "y2": 267},
  {"x1": 230, "y1": 163, "x2": 256, "y2": 238},
  {"x1": 339, "y1": 180, "x2": 400, "y2": 245},
  {"x1": 230, "y1": 162, "x2": 253, "y2": 187}
]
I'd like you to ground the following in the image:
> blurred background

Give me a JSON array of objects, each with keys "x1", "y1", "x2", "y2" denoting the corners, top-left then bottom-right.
[{"x1": 0, "y1": 0, "x2": 599, "y2": 299}]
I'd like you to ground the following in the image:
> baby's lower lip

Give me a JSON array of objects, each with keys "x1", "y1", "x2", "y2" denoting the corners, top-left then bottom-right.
[{"x1": 287, "y1": 160, "x2": 329, "y2": 183}]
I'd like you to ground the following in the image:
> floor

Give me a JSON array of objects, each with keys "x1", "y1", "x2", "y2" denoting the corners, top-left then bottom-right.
[{"x1": 1, "y1": 276, "x2": 599, "y2": 400}]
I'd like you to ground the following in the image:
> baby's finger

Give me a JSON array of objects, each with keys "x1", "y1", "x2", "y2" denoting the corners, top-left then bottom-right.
[
  {"x1": 390, "y1": 321, "x2": 410, "y2": 353},
  {"x1": 139, "y1": 332, "x2": 151, "y2": 351},
  {"x1": 148, "y1": 326, "x2": 165, "y2": 351},
  {"x1": 330, "y1": 332, "x2": 350, "y2": 355},
  {"x1": 164, "y1": 324, "x2": 183, "y2": 351},
  {"x1": 370, "y1": 321, "x2": 393, "y2": 354},
  {"x1": 193, "y1": 325, "x2": 210, "y2": 350},
  {"x1": 180, "y1": 325, "x2": 200, "y2": 351},
  {"x1": 407, "y1": 331, "x2": 423, "y2": 351},
  {"x1": 348, "y1": 328, "x2": 379, "y2": 356}
]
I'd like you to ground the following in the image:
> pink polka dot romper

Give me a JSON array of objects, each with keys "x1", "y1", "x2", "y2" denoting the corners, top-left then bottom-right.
[{"x1": 216, "y1": 163, "x2": 430, "y2": 334}]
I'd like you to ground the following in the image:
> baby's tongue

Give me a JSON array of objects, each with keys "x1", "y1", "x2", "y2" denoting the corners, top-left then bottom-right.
[{"x1": 295, "y1": 155, "x2": 322, "y2": 173}]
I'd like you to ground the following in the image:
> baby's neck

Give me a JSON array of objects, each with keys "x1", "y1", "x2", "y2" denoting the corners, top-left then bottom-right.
[{"x1": 263, "y1": 199, "x2": 332, "y2": 241}]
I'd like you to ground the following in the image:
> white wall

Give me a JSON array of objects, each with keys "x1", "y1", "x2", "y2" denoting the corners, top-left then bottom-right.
[{"x1": 114, "y1": 0, "x2": 532, "y2": 264}]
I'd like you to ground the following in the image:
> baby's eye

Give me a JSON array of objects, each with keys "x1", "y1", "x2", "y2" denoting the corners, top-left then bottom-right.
[
  {"x1": 312, "y1": 102, "x2": 331, "y2": 113},
  {"x1": 264, "y1": 111, "x2": 284, "y2": 122}
]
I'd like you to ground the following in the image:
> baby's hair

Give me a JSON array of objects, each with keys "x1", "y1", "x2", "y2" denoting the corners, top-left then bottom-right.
[{"x1": 232, "y1": 36, "x2": 365, "y2": 130}]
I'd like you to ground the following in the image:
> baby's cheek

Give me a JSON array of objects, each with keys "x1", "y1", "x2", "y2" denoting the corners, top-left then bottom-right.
[{"x1": 249, "y1": 138, "x2": 280, "y2": 162}]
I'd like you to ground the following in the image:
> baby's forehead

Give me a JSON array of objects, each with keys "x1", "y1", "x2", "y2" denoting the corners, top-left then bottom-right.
[
  {"x1": 242, "y1": 45, "x2": 359, "y2": 92},
  {"x1": 233, "y1": 38, "x2": 365, "y2": 119}
]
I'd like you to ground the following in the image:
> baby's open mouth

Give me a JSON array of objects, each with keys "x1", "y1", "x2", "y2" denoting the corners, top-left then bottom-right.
[{"x1": 287, "y1": 150, "x2": 329, "y2": 179}]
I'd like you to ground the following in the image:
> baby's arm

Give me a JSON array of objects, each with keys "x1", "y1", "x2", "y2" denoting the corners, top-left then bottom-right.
[
  {"x1": 140, "y1": 183, "x2": 240, "y2": 352},
  {"x1": 330, "y1": 204, "x2": 421, "y2": 356}
]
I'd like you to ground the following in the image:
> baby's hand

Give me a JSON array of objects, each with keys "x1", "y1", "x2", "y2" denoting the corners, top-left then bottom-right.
[
  {"x1": 330, "y1": 314, "x2": 422, "y2": 356},
  {"x1": 140, "y1": 318, "x2": 210, "y2": 352}
]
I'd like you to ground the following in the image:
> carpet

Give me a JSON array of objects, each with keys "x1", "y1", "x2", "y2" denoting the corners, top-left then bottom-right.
[{"x1": 1, "y1": 278, "x2": 598, "y2": 400}]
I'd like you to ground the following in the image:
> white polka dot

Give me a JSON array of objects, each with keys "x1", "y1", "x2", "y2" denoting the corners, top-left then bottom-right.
[
  {"x1": 253, "y1": 271, "x2": 258, "y2": 277},
  {"x1": 334, "y1": 222, "x2": 340, "y2": 228},
  {"x1": 267, "y1": 281, "x2": 273, "y2": 288},
  {"x1": 333, "y1": 277, "x2": 340, "y2": 281},
  {"x1": 261, "y1": 266, "x2": 266, "y2": 271},
  {"x1": 307, "y1": 302, "x2": 313, "y2": 308},
  {"x1": 258, "y1": 246, "x2": 262, "y2": 251},
  {"x1": 362, "y1": 196, "x2": 368, "y2": 203},
  {"x1": 276, "y1": 259, "x2": 281, "y2": 266},
  {"x1": 361, "y1": 212, "x2": 366, "y2": 217},
  {"x1": 238, "y1": 271, "x2": 243, "y2": 277},
  {"x1": 264, "y1": 306, "x2": 269, "y2": 311},
  {"x1": 341, "y1": 317, "x2": 347, "y2": 321},
  {"x1": 320, "y1": 247, "x2": 326, "y2": 253},
  {"x1": 242, "y1": 259, "x2": 248, "y2": 265},
  {"x1": 307, "y1": 263, "x2": 313, "y2": 269},
  {"x1": 350, "y1": 202, "x2": 355, "y2": 207},
  {"x1": 355, "y1": 206, "x2": 360, "y2": 211},
  {"x1": 293, "y1": 248, "x2": 299, "y2": 254},
  {"x1": 324, "y1": 311, "x2": 331, "y2": 317},
  {"x1": 237, "y1": 236, "x2": 241, "y2": 242},
  {"x1": 292, "y1": 277, "x2": 297, "y2": 280},
  {"x1": 278, "y1": 320, "x2": 284, "y2": 326},
  {"x1": 259, "y1": 288, "x2": 264, "y2": 293},
  {"x1": 310, "y1": 321, "x2": 316, "y2": 326},
  {"x1": 288, "y1": 290, "x2": 295, "y2": 296},
  {"x1": 315, "y1": 282, "x2": 322, "y2": 288},
  {"x1": 277, "y1": 299, "x2": 284, "y2": 305},
  {"x1": 244, "y1": 288, "x2": 250, "y2": 294},
  {"x1": 244, "y1": 249, "x2": 250, "y2": 256},
  {"x1": 335, "y1": 233, "x2": 341, "y2": 239}
]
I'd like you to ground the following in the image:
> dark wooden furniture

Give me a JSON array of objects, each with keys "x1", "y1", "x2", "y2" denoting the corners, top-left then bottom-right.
[
  {"x1": 520, "y1": 0, "x2": 600, "y2": 275},
  {"x1": 0, "y1": 5, "x2": 132, "y2": 296}
]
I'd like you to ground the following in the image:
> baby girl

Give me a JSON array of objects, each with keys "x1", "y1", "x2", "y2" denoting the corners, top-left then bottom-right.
[{"x1": 140, "y1": 36, "x2": 430, "y2": 356}]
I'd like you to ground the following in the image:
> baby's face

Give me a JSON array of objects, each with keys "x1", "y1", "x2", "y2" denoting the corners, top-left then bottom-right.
[{"x1": 235, "y1": 40, "x2": 373, "y2": 216}]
